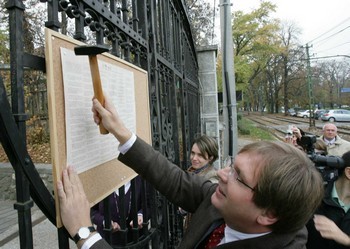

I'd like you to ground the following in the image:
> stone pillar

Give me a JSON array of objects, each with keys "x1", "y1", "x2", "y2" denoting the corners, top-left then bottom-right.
[{"x1": 197, "y1": 45, "x2": 221, "y2": 168}]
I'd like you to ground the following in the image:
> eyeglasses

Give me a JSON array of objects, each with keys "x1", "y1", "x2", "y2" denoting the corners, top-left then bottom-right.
[{"x1": 224, "y1": 156, "x2": 255, "y2": 192}]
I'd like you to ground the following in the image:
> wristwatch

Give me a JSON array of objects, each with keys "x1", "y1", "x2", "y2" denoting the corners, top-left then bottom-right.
[{"x1": 73, "y1": 226, "x2": 96, "y2": 243}]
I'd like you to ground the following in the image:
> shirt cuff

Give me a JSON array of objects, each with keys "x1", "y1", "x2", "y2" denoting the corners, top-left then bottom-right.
[
  {"x1": 81, "y1": 233, "x2": 102, "y2": 249},
  {"x1": 118, "y1": 133, "x2": 137, "y2": 154}
]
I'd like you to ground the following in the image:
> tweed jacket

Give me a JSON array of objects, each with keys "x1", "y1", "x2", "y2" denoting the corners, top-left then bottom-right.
[{"x1": 92, "y1": 137, "x2": 308, "y2": 249}]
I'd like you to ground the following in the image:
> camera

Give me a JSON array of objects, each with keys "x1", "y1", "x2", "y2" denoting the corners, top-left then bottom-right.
[
  {"x1": 285, "y1": 130, "x2": 293, "y2": 139},
  {"x1": 308, "y1": 153, "x2": 344, "y2": 183},
  {"x1": 285, "y1": 125, "x2": 295, "y2": 139},
  {"x1": 299, "y1": 135, "x2": 317, "y2": 154},
  {"x1": 298, "y1": 134, "x2": 345, "y2": 184}
]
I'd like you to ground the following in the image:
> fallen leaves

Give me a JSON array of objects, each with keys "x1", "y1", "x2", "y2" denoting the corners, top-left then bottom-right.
[{"x1": 0, "y1": 142, "x2": 51, "y2": 164}]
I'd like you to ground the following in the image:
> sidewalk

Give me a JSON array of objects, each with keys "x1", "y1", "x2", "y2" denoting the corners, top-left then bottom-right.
[{"x1": 0, "y1": 201, "x2": 73, "y2": 249}]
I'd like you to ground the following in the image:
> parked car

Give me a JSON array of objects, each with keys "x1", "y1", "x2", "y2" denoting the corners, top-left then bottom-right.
[
  {"x1": 314, "y1": 109, "x2": 326, "y2": 120},
  {"x1": 296, "y1": 110, "x2": 310, "y2": 118},
  {"x1": 320, "y1": 109, "x2": 350, "y2": 122},
  {"x1": 287, "y1": 108, "x2": 296, "y2": 116}
]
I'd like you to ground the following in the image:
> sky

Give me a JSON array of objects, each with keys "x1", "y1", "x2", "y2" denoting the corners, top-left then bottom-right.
[{"x1": 212, "y1": 0, "x2": 350, "y2": 60}]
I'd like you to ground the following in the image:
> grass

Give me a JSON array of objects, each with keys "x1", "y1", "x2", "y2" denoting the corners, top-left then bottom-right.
[{"x1": 238, "y1": 117, "x2": 275, "y2": 141}]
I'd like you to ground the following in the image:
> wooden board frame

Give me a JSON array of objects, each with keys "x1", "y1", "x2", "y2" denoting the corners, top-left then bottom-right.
[{"x1": 45, "y1": 29, "x2": 151, "y2": 227}]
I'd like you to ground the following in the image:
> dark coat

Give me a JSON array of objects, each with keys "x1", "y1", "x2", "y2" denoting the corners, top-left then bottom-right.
[
  {"x1": 91, "y1": 175, "x2": 143, "y2": 246},
  {"x1": 92, "y1": 137, "x2": 309, "y2": 249},
  {"x1": 306, "y1": 181, "x2": 350, "y2": 249}
]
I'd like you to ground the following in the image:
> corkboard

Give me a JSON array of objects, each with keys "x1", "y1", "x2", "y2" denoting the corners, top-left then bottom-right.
[{"x1": 45, "y1": 29, "x2": 151, "y2": 227}]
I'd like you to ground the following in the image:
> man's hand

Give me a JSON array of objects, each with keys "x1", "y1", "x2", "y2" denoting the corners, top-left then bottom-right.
[
  {"x1": 92, "y1": 95, "x2": 132, "y2": 144},
  {"x1": 130, "y1": 215, "x2": 143, "y2": 228},
  {"x1": 111, "y1": 221, "x2": 121, "y2": 232},
  {"x1": 57, "y1": 166, "x2": 92, "y2": 238},
  {"x1": 314, "y1": 214, "x2": 350, "y2": 246}
]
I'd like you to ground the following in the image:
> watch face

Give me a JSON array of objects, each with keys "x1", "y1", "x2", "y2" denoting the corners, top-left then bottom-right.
[{"x1": 78, "y1": 227, "x2": 90, "y2": 239}]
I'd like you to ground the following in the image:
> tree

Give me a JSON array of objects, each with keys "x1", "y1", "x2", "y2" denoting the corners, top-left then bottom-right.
[
  {"x1": 185, "y1": 0, "x2": 216, "y2": 46},
  {"x1": 229, "y1": 1, "x2": 313, "y2": 114},
  {"x1": 23, "y1": 0, "x2": 47, "y2": 55},
  {"x1": 277, "y1": 21, "x2": 305, "y2": 114},
  {"x1": 313, "y1": 60, "x2": 350, "y2": 108},
  {"x1": 0, "y1": 2, "x2": 11, "y2": 92},
  {"x1": 231, "y1": 1, "x2": 280, "y2": 112}
]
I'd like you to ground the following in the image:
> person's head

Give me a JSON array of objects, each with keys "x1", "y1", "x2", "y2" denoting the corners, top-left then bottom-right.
[
  {"x1": 339, "y1": 151, "x2": 350, "y2": 178},
  {"x1": 211, "y1": 141, "x2": 324, "y2": 234},
  {"x1": 190, "y1": 135, "x2": 218, "y2": 169},
  {"x1": 322, "y1": 123, "x2": 337, "y2": 141},
  {"x1": 314, "y1": 139, "x2": 328, "y2": 155}
]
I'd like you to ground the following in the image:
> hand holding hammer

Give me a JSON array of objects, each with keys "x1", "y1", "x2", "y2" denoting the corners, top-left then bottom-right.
[{"x1": 74, "y1": 44, "x2": 109, "y2": 134}]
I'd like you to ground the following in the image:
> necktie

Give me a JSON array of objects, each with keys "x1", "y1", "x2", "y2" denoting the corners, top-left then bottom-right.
[{"x1": 204, "y1": 223, "x2": 226, "y2": 249}]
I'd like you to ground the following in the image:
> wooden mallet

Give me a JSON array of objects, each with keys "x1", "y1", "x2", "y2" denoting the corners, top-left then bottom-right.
[{"x1": 74, "y1": 44, "x2": 109, "y2": 134}]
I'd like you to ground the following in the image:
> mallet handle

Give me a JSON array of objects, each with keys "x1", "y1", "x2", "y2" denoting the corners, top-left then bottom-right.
[{"x1": 89, "y1": 56, "x2": 109, "y2": 134}]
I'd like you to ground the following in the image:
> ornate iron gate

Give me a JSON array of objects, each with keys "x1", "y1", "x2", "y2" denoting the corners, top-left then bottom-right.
[{"x1": 0, "y1": 0, "x2": 200, "y2": 248}]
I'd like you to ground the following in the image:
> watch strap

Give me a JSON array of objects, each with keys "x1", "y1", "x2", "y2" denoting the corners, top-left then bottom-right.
[{"x1": 73, "y1": 226, "x2": 96, "y2": 243}]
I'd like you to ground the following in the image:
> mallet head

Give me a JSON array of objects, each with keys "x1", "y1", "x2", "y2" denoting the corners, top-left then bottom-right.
[{"x1": 74, "y1": 44, "x2": 109, "y2": 56}]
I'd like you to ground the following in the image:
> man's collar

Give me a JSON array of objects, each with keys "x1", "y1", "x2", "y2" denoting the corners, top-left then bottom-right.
[
  {"x1": 323, "y1": 137, "x2": 336, "y2": 145},
  {"x1": 219, "y1": 225, "x2": 270, "y2": 244}
]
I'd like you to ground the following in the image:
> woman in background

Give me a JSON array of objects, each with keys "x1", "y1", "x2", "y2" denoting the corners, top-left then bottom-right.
[
  {"x1": 181, "y1": 134, "x2": 219, "y2": 229},
  {"x1": 187, "y1": 134, "x2": 219, "y2": 183}
]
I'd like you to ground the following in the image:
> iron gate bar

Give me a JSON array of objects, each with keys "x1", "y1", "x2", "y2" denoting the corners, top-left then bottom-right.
[
  {"x1": 6, "y1": 1, "x2": 34, "y2": 248},
  {"x1": 23, "y1": 54, "x2": 46, "y2": 72},
  {"x1": 67, "y1": 0, "x2": 148, "y2": 47}
]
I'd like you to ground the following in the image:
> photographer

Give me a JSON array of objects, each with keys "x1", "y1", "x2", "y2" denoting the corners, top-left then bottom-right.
[
  {"x1": 284, "y1": 125, "x2": 304, "y2": 151},
  {"x1": 306, "y1": 150, "x2": 350, "y2": 249}
]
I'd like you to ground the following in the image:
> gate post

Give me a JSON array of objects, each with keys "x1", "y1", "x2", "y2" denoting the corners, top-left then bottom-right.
[
  {"x1": 5, "y1": 0, "x2": 34, "y2": 248},
  {"x1": 197, "y1": 45, "x2": 221, "y2": 168}
]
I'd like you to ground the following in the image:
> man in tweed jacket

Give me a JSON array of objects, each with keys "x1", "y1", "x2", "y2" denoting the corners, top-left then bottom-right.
[{"x1": 57, "y1": 97, "x2": 324, "y2": 249}]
